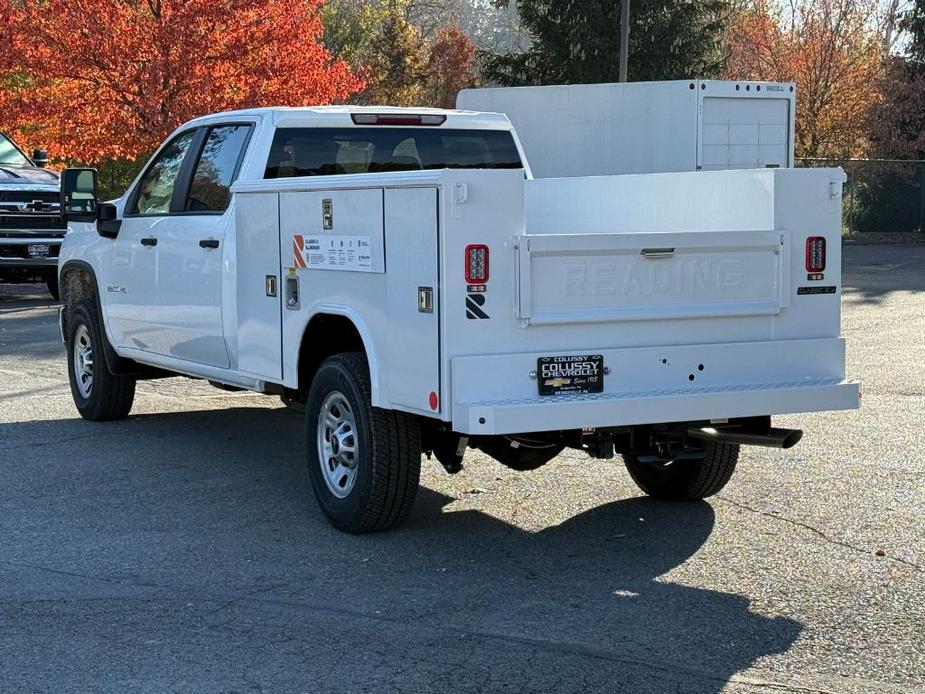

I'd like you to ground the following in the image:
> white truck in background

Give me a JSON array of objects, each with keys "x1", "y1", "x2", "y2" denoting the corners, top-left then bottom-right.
[
  {"x1": 457, "y1": 80, "x2": 796, "y2": 178},
  {"x1": 57, "y1": 105, "x2": 858, "y2": 534}
]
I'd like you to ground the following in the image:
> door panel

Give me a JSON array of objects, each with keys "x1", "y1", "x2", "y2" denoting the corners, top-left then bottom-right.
[
  {"x1": 236, "y1": 193, "x2": 282, "y2": 380},
  {"x1": 384, "y1": 187, "x2": 440, "y2": 414},
  {"x1": 280, "y1": 188, "x2": 385, "y2": 274},
  {"x1": 103, "y1": 216, "x2": 160, "y2": 351},
  {"x1": 154, "y1": 214, "x2": 229, "y2": 367},
  {"x1": 700, "y1": 97, "x2": 790, "y2": 171}
]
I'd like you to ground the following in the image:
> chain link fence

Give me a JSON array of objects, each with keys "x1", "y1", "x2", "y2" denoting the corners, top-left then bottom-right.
[{"x1": 797, "y1": 157, "x2": 925, "y2": 235}]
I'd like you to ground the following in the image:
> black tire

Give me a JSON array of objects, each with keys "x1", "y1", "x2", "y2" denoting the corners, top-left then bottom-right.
[
  {"x1": 46, "y1": 275, "x2": 60, "y2": 301},
  {"x1": 623, "y1": 442, "x2": 739, "y2": 501},
  {"x1": 477, "y1": 436, "x2": 564, "y2": 471},
  {"x1": 305, "y1": 352, "x2": 421, "y2": 533},
  {"x1": 66, "y1": 299, "x2": 136, "y2": 421}
]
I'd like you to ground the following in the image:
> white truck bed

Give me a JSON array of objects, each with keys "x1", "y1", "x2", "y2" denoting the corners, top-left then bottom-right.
[{"x1": 234, "y1": 165, "x2": 858, "y2": 436}]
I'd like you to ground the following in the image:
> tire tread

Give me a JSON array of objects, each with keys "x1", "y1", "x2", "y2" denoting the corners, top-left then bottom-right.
[
  {"x1": 309, "y1": 352, "x2": 421, "y2": 533},
  {"x1": 67, "y1": 299, "x2": 136, "y2": 421}
]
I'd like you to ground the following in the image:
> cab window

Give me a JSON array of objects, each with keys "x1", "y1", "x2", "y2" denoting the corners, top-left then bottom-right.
[
  {"x1": 132, "y1": 130, "x2": 196, "y2": 215},
  {"x1": 186, "y1": 125, "x2": 252, "y2": 212},
  {"x1": 264, "y1": 127, "x2": 523, "y2": 178}
]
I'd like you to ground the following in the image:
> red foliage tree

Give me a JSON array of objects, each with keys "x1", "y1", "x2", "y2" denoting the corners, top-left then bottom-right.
[
  {"x1": 0, "y1": 0, "x2": 363, "y2": 161},
  {"x1": 725, "y1": 0, "x2": 884, "y2": 159},
  {"x1": 424, "y1": 25, "x2": 478, "y2": 109}
]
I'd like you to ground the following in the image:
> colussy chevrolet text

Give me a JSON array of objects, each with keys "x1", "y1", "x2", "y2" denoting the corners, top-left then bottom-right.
[{"x1": 56, "y1": 105, "x2": 860, "y2": 533}]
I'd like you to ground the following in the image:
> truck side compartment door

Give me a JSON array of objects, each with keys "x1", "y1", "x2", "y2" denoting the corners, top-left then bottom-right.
[
  {"x1": 384, "y1": 187, "x2": 440, "y2": 415},
  {"x1": 235, "y1": 192, "x2": 282, "y2": 380}
]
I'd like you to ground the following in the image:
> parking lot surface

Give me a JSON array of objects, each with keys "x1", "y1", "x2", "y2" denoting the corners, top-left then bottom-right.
[{"x1": 1, "y1": 244, "x2": 923, "y2": 693}]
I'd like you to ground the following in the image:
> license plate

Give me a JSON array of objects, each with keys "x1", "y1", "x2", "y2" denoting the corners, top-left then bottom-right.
[
  {"x1": 27, "y1": 244, "x2": 49, "y2": 258},
  {"x1": 537, "y1": 354, "x2": 604, "y2": 396}
]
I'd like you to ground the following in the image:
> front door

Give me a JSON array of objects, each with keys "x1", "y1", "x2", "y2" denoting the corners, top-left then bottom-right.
[{"x1": 105, "y1": 129, "x2": 197, "y2": 352}]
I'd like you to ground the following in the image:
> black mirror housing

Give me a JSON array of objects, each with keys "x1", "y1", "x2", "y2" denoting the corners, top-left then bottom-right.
[
  {"x1": 60, "y1": 168, "x2": 98, "y2": 222},
  {"x1": 96, "y1": 203, "x2": 121, "y2": 239},
  {"x1": 32, "y1": 149, "x2": 49, "y2": 168}
]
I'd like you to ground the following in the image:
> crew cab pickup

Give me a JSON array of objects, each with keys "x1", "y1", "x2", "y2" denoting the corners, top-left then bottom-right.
[
  {"x1": 57, "y1": 106, "x2": 860, "y2": 533},
  {"x1": 1, "y1": 131, "x2": 64, "y2": 299}
]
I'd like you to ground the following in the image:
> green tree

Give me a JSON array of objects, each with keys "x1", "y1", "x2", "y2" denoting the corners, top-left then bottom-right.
[
  {"x1": 362, "y1": 8, "x2": 431, "y2": 105},
  {"x1": 482, "y1": 0, "x2": 731, "y2": 86},
  {"x1": 903, "y1": 0, "x2": 925, "y2": 63}
]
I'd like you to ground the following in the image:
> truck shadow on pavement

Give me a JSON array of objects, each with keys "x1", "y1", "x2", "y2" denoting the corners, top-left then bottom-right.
[
  {"x1": 0, "y1": 406, "x2": 802, "y2": 692},
  {"x1": 842, "y1": 243, "x2": 925, "y2": 304}
]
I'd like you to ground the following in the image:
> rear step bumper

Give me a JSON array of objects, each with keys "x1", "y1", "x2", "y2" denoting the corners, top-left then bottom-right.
[{"x1": 453, "y1": 378, "x2": 860, "y2": 435}]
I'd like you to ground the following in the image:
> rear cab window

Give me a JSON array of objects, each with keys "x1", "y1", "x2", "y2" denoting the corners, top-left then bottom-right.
[{"x1": 264, "y1": 127, "x2": 522, "y2": 179}]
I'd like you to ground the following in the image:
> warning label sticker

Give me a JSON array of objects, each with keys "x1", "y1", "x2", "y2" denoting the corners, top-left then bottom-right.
[{"x1": 304, "y1": 236, "x2": 373, "y2": 273}]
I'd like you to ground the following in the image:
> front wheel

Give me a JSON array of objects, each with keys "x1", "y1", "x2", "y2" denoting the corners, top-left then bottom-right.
[
  {"x1": 66, "y1": 299, "x2": 136, "y2": 421},
  {"x1": 305, "y1": 352, "x2": 421, "y2": 533},
  {"x1": 623, "y1": 442, "x2": 739, "y2": 501}
]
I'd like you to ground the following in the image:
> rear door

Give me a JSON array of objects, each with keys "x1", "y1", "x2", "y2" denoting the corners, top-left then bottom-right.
[
  {"x1": 153, "y1": 123, "x2": 253, "y2": 368},
  {"x1": 699, "y1": 93, "x2": 791, "y2": 171}
]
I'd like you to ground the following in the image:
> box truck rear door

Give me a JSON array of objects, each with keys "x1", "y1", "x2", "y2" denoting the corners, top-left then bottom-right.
[{"x1": 700, "y1": 95, "x2": 791, "y2": 171}]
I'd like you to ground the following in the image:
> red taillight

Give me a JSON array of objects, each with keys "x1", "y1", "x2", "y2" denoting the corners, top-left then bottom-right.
[
  {"x1": 806, "y1": 236, "x2": 826, "y2": 272},
  {"x1": 351, "y1": 113, "x2": 447, "y2": 126},
  {"x1": 465, "y1": 244, "x2": 489, "y2": 284}
]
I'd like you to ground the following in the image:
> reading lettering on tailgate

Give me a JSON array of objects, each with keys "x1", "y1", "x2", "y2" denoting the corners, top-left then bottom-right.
[{"x1": 563, "y1": 259, "x2": 747, "y2": 298}]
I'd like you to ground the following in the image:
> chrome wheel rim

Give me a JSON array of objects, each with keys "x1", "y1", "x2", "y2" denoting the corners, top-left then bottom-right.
[
  {"x1": 317, "y1": 391, "x2": 358, "y2": 498},
  {"x1": 73, "y1": 324, "x2": 94, "y2": 399}
]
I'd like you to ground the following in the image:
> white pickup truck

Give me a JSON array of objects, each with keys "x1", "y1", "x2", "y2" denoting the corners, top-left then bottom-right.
[{"x1": 57, "y1": 106, "x2": 860, "y2": 533}]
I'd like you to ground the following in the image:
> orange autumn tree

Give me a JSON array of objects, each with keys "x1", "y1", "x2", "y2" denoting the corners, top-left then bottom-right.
[
  {"x1": 0, "y1": 0, "x2": 363, "y2": 162},
  {"x1": 725, "y1": 0, "x2": 884, "y2": 159}
]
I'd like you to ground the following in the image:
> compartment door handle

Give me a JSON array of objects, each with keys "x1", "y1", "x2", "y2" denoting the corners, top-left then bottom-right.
[{"x1": 641, "y1": 247, "x2": 675, "y2": 259}]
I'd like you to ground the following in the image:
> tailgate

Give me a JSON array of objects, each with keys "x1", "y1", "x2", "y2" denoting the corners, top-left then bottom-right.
[{"x1": 515, "y1": 230, "x2": 786, "y2": 325}]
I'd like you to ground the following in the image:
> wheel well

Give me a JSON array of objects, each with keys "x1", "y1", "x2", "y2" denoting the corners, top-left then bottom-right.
[
  {"x1": 59, "y1": 262, "x2": 170, "y2": 380},
  {"x1": 296, "y1": 314, "x2": 367, "y2": 402},
  {"x1": 60, "y1": 264, "x2": 96, "y2": 337}
]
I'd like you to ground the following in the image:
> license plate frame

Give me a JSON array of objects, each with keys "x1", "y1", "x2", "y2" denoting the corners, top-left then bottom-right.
[
  {"x1": 537, "y1": 354, "x2": 604, "y2": 396},
  {"x1": 26, "y1": 243, "x2": 50, "y2": 258}
]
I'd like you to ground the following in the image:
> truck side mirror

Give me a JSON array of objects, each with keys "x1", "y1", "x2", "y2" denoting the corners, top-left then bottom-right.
[
  {"x1": 32, "y1": 148, "x2": 49, "y2": 168},
  {"x1": 60, "y1": 168, "x2": 98, "y2": 222}
]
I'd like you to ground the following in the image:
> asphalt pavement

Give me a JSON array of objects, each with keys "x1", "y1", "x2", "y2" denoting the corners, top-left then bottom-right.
[{"x1": 0, "y1": 243, "x2": 922, "y2": 693}]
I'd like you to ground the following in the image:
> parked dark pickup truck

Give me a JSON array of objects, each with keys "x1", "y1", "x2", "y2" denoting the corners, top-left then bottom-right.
[{"x1": 0, "y1": 131, "x2": 65, "y2": 299}]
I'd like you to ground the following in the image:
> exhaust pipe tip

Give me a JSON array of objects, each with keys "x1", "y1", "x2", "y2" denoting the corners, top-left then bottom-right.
[
  {"x1": 774, "y1": 428, "x2": 803, "y2": 449},
  {"x1": 687, "y1": 425, "x2": 804, "y2": 450}
]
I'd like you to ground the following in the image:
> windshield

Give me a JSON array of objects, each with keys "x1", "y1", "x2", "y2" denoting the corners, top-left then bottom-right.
[
  {"x1": 265, "y1": 127, "x2": 523, "y2": 178},
  {"x1": 0, "y1": 132, "x2": 31, "y2": 167}
]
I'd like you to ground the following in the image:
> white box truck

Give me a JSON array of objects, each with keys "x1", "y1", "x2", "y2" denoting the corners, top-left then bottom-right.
[
  {"x1": 57, "y1": 106, "x2": 857, "y2": 534},
  {"x1": 457, "y1": 80, "x2": 796, "y2": 178}
]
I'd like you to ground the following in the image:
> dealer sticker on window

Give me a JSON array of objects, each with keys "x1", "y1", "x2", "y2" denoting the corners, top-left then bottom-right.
[{"x1": 537, "y1": 355, "x2": 604, "y2": 396}]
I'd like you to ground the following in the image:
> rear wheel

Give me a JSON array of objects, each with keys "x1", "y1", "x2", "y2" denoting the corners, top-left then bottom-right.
[
  {"x1": 305, "y1": 352, "x2": 421, "y2": 533},
  {"x1": 66, "y1": 299, "x2": 136, "y2": 421},
  {"x1": 623, "y1": 442, "x2": 739, "y2": 501}
]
